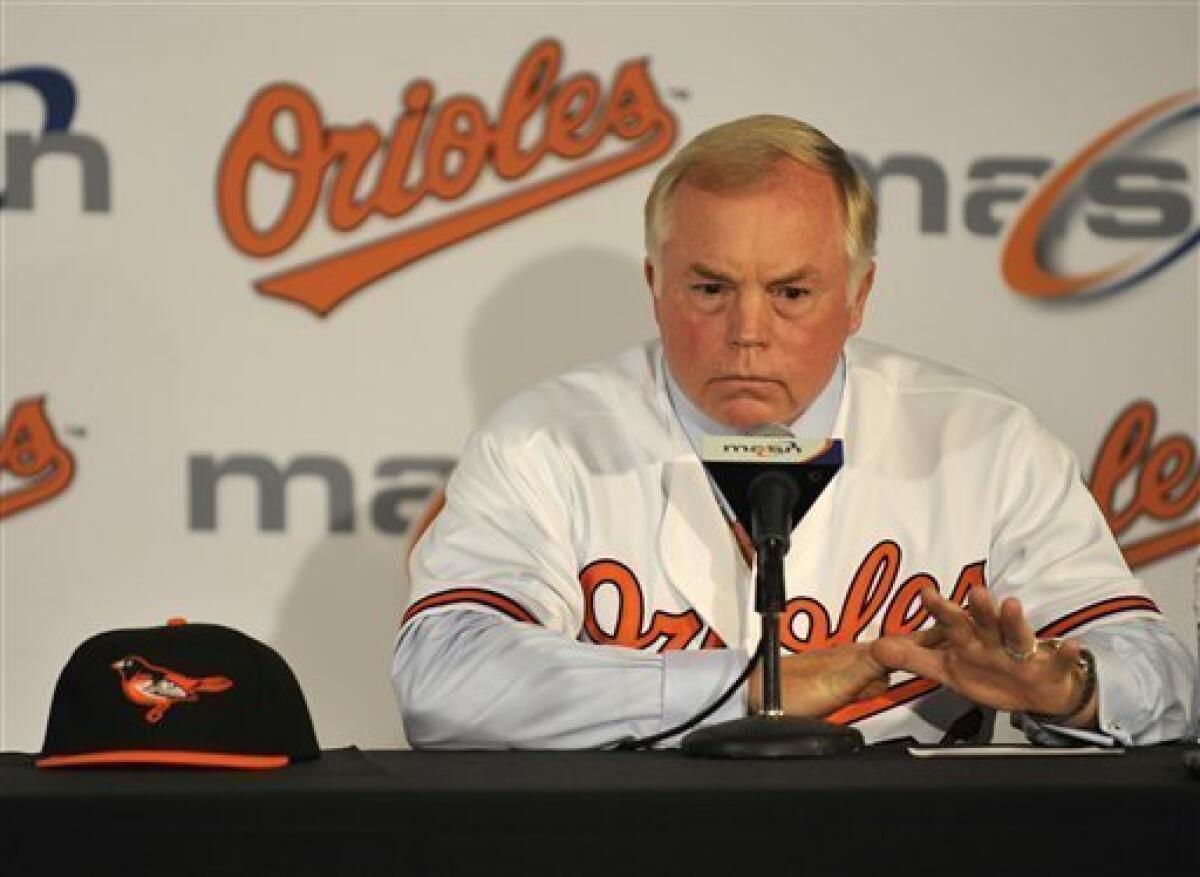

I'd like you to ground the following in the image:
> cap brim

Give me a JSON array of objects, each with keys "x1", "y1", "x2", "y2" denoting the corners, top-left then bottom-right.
[{"x1": 36, "y1": 750, "x2": 289, "y2": 769}]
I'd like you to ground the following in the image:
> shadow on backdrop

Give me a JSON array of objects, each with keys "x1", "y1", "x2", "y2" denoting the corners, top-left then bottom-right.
[
  {"x1": 271, "y1": 248, "x2": 653, "y2": 749},
  {"x1": 465, "y1": 247, "x2": 657, "y2": 425},
  {"x1": 273, "y1": 509, "x2": 410, "y2": 749}
]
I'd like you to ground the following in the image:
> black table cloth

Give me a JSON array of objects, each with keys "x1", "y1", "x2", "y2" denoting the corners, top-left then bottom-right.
[{"x1": 2, "y1": 746, "x2": 1197, "y2": 875}]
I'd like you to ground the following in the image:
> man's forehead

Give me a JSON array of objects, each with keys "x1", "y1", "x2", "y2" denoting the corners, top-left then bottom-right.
[
  {"x1": 656, "y1": 174, "x2": 851, "y2": 281},
  {"x1": 664, "y1": 173, "x2": 845, "y2": 242},
  {"x1": 676, "y1": 158, "x2": 837, "y2": 203},
  {"x1": 665, "y1": 171, "x2": 847, "y2": 247}
]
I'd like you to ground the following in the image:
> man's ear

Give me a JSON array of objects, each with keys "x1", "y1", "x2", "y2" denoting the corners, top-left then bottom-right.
[
  {"x1": 848, "y1": 262, "x2": 876, "y2": 334},
  {"x1": 646, "y1": 257, "x2": 666, "y2": 328}
]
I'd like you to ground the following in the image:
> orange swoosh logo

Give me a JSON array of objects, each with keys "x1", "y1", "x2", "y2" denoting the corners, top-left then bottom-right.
[{"x1": 1002, "y1": 88, "x2": 1198, "y2": 299}]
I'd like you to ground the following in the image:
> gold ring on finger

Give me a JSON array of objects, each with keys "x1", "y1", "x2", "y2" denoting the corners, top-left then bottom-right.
[{"x1": 1004, "y1": 641, "x2": 1038, "y2": 663}]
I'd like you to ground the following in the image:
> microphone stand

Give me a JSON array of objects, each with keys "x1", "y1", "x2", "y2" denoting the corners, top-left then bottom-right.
[{"x1": 682, "y1": 473, "x2": 865, "y2": 758}]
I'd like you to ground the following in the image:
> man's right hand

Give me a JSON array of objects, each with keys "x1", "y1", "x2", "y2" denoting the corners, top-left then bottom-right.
[{"x1": 747, "y1": 642, "x2": 890, "y2": 716}]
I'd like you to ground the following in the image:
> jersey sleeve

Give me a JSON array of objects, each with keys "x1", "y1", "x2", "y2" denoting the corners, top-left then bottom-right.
[
  {"x1": 986, "y1": 407, "x2": 1161, "y2": 635},
  {"x1": 392, "y1": 610, "x2": 748, "y2": 749},
  {"x1": 403, "y1": 419, "x2": 587, "y2": 637},
  {"x1": 1015, "y1": 618, "x2": 1195, "y2": 745},
  {"x1": 395, "y1": 414, "x2": 753, "y2": 749},
  {"x1": 986, "y1": 408, "x2": 1194, "y2": 742}
]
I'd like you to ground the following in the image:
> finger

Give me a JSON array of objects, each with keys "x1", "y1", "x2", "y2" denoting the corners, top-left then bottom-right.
[
  {"x1": 965, "y1": 586, "x2": 1002, "y2": 647},
  {"x1": 841, "y1": 644, "x2": 888, "y2": 692},
  {"x1": 918, "y1": 588, "x2": 975, "y2": 645},
  {"x1": 998, "y1": 596, "x2": 1037, "y2": 656},
  {"x1": 858, "y1": 678, "x2": 890, "y2": 699},
  {"x1": 869, "y1": 637, "x2": 911, "y2": 670},
  {"x1": 851, "y1": 641, "x2": 886, "y2": 675},
  {"x1": 913, "y1": 626, "x2": 948, "y2": 648},
  {"x1": 870, "y1": 637, "x2": 947, "y2": 685},
  {"x1": 1052, "y1": 637, "x2": 1085, "y2": 669}
]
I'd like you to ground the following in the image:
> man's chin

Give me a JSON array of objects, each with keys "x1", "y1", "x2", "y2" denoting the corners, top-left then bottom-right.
[{"x1": 706, "y1": 398, "x2": 796, "y2": 432}]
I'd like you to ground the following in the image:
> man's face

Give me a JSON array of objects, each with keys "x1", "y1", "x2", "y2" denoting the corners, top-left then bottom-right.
[{"x1": 648, "y1": 161, "x2": 873, "y2": 431}]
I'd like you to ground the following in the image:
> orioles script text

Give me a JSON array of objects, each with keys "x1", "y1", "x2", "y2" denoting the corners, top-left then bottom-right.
[
  {"x1": 1089, "y1": 400, "x2": 1199, "y2": 570},
  {"x1": 218, "y1": 39, "x2": 677, "y2": 316}
]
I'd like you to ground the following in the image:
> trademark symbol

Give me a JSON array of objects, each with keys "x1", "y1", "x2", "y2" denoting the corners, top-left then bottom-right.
[{"x1": 670, "y1": 88, "x2": 691, "y2": 101}]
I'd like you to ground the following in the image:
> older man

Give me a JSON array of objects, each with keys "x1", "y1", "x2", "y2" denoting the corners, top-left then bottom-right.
[{"x1": 392, "y1": 116, "x2": 1193, "y2": 748}]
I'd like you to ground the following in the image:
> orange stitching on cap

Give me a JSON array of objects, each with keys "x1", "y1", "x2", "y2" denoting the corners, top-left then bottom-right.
[{"x1": 37, "y1": 750, "x2": 288, "y2": 770}]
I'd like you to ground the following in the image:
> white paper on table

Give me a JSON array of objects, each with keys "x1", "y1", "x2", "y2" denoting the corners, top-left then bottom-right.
[{"x1": 907, "y1": 746, "x2": 1124, "y2": 758}]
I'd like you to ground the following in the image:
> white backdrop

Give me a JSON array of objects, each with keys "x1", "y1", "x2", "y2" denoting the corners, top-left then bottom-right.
[{"x1": 3, "y1": 1, "x2": 1197, "y2": 750}]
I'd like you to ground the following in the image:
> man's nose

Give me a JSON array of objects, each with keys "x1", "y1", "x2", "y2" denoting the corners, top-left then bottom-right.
[{"x1": 727, "y1": 288, "x2": 770, "y2": 348}]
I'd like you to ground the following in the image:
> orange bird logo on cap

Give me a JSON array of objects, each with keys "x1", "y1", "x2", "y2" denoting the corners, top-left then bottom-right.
[{"x1": 111, "y1": 656, "x2": 234, "y2": 723}]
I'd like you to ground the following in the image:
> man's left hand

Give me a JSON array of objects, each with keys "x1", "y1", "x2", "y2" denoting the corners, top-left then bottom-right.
[{"x1": 870, "y1": 586, "x2": 1098, "y2": 729}]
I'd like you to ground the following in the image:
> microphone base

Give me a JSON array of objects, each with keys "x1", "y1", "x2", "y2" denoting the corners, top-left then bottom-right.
[{"x1": 681, "y1": 714, "x2": 865, "y2": 759}]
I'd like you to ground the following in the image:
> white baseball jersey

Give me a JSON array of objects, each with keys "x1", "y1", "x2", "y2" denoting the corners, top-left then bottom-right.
[{"x1": 400, "y1": 337, "x2": 1188, "y2": 745}]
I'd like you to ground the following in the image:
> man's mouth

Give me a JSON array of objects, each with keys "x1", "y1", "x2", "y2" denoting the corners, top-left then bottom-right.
[{"x1": 711, "y1": 375, "x2": 779, "y2": 385}]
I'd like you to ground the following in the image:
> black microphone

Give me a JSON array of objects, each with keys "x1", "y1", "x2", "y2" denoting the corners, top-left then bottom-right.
[
  {"x1": 683, "y1": 425, "x2": 862, "y2": 759},
  {"x1": 745, "y1": 424, "x2": 802, "y2": 556}
]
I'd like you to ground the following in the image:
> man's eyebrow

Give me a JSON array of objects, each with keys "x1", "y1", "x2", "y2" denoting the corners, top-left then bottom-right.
[
  {"x1": 688, "y1": 263, "x2": 739, "y2": 284},
  {"x1": 687, "y1": 263, "x2": 824, "y2": 286},
  {"x1": 767, "y1": 268, "x2": 820, "y2": 286}
]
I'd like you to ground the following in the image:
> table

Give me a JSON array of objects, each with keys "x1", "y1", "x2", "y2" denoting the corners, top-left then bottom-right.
[{"x1": 2, "y1": 746, "x2": 1197, "y2": 875}]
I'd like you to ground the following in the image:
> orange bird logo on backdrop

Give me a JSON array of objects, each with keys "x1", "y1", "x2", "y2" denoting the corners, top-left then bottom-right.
[
  {"x1": 218, "y1": 39, "x2": 678, "y2": 317},
  {"x1": 0, "y1": 397, "x2": 75, "y2": 520}
]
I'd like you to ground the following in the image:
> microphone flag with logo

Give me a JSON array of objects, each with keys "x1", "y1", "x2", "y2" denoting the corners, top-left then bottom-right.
[{"x1": 699, "y1": 428, "x2": 843, "y2": 545}]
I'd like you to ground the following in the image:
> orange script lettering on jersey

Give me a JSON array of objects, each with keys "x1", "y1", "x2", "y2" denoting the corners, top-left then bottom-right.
[
  {"x1": 579, "y1": 543, "x2": 983, "y2": 725},
  {"x1": 0, "y1": 397, "x2": 76, "y2": 519},
  {"x1": 578, "y1": 542, "x2": 981, "y2": 654},
  {"x1": 218, "y1": 39, "x2": 678, "y2": 316}
]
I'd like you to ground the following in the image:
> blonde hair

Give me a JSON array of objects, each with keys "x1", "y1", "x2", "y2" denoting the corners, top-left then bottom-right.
[{"x1": 644, "y1": 115, "x2": 877, "y2": 290}]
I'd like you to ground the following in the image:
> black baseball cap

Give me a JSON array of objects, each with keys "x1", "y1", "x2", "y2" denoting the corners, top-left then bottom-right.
[{"x1": 38, "y1": 618, "x2": 319, "y2": 769}]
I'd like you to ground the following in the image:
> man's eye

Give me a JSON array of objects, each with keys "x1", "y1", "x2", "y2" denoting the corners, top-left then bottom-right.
[
  {"x1": 776, "y1": 285, "x2": 811, "y2": 301},
  {"x1": 692, "y1": 283, "x2": 725, "y2": 296}
]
